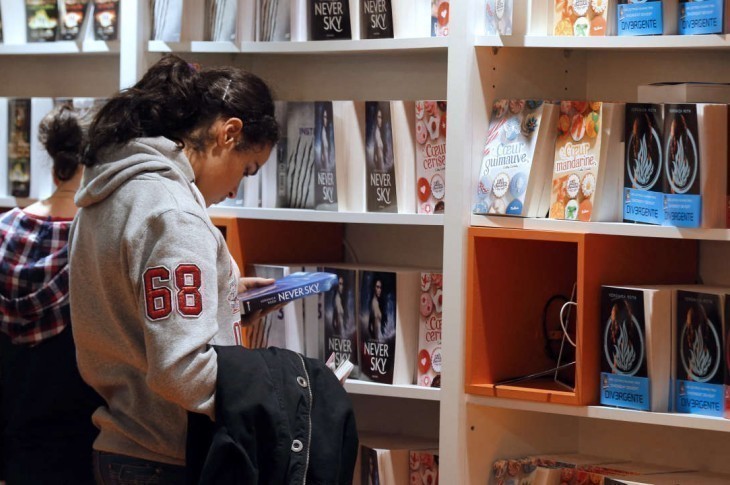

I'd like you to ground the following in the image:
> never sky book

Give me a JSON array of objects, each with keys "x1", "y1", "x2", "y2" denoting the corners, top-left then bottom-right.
[{"x1": 239, "y1": 272, "x2": 338, "y2": 316}]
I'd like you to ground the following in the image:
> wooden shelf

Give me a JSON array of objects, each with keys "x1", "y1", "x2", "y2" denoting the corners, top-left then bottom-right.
[
  {"x1": 148, "y1": 38, "x2": 448, "y2": 54},
  {"x1": 471, "y1": 214, "x2": 730, "y2": 241},
  {"x1": 345, "y1": 379, "x2": 441, "y2": 401},
  {"x1": 475, "y1": 34, "x2": 730, "y2": 50},
  {"x1": 208, "y1": 206, "x2": 444, "y2": 226},
  {"x1": 0, "y1": 40, "x2": 119, "y2": 55},
  {"x1": 467, "y1": 395, "x2": 730, "y2": 433}
]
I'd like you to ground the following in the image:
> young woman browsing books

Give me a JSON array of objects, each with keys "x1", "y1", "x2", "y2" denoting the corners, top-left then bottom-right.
[
  {"x1": 68, "y1": 55, "x2": 280, "y2": 483},
  {"x1": 0, "y1": 103, "x2": 103, "y2": 485}
]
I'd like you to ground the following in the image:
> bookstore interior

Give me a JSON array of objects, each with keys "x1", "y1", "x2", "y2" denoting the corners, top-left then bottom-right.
[{"x1": 8, "y1": 0, "x2": 730, "y2": 483}]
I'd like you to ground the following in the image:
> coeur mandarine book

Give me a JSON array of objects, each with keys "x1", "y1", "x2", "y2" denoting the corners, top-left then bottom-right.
[{"x1": 239, "y1": 272, "x2": 338, "y2": 316}]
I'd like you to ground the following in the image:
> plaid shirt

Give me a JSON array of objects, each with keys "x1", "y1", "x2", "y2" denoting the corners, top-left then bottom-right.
[{"x1": 0, "y1": 207, "x2": 73, "y2": 345}]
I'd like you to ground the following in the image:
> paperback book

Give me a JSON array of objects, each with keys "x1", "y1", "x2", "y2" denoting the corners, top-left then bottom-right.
[
  {"x1": 358, "y1": 269, "x2": 420, "y2": 384},
  {"x1": 553, "y1": 0, "x2": 609, "y2": 36},
  {"x1": 8, "y1": 99, "x2": 31, "y2": 198},
  {"x1": 93, "y1": 0, "x2": 119, "y2": 40},
  {"x1": 485, "y1": 0, "x2": 513, "y2": 35},
  {"x1": 409, "y1": 450, "x2": 439, "y2": 485},
  {"x1": 314, "y1": 101, "x2": 337, "y2": 210},
  {"x1": 678, "y1": 0, "x2": 724, "y2": 35},
  {"x1": 600, "y1": 286, "x2": 672, "y2": 412},
  {"x1": 257, "y1": 0, "x2": 291, "y2": 41},
  {"x1": 321, "y1": 267, "x2": 359, "y2": 378},
  {"x1": 205, "y1": 0, "x2": 237, "y2": 41},
  {"x1": 238, "y1": 271, "x2": 337, "y2": 316},
  {"x1": 59, "y1": 0, "x2": 88, "y2": 40},
  {"x1": 662, "y1": 104, "x2": 701, "y2": 227},
  {"x1": 151, "y1": 0, "x2": 183, "y2": 42},
  {"x1": 26, "y1": 0, "x2": 58, "y2": 42},
  {"x1": 310, "y1": 0, "x2": 352, "y2": 40},
  {"x1": 366, "y1": 101, "x2": 397, "y2": 212},
  {"x1": 415, "y1": 101, "x2": 446, "y2": 214},
  {"x1": 474, "y1": 99, "x2": 558, "y2": 217},
  {"x1": 360, "y1": 0, "x2": 393, "y2": 38},
  {"x1": 284, "y1": 102, "x2": 316, "y2": 209},
  {"x1": 416, "y1": 273, "x2": 442, "y2": 388},
  {"x1": 674, "y1": 289, "x2": 725, "y2": 417},
  {"x1": 617, "y1": 0, "x2": 663, "y2": 36},
  {"x1": 623, "y1": 103, "x2": 664, "y2": 225},
  {"x1": 431, "y1": 0, "x2": 449, "y2": 36}
]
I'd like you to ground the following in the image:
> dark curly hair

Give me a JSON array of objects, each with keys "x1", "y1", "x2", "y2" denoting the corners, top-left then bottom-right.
[
  {"x1": 38, "y1": 104, "x2": 87, "y2": 182},
  {"x1": 84, "y1": 54, "x2": 279, "y2": 165}
]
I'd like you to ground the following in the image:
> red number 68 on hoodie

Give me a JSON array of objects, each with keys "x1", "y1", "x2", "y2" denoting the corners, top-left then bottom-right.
[{"x1": 143, "y1": 264, "x2": 203, "y2": 320}]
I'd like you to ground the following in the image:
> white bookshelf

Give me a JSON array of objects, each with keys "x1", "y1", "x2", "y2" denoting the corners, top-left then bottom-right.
[
  {"x1": 345, "y1": 380, "x2": 441, "y2": 401},
  {"x1": 208, "y1": 206, "x2": 444, "y2": 226},
  {"x1": 467, "y1": 395, "x2": 730, "y2": 434},
  {"x1": 147, "y1": 40, "x2": 239, "y2": 53},
  {"x1": 475, "y1": 34, "x2": 730, "y2": 50},
  {"x1": 240, "y1": 37, "x2": 447, "y2": 54},
  {"x1": 471, "y1": 215, "x2": 730, "y2": 241},
  {"x1": 0, "y1": 41, "x2": 119, "y2": 55}
]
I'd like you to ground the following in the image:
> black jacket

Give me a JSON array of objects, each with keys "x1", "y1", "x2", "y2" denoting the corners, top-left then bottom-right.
[{"x1": 187, "y1": 346, "x2": 359, "y2": 484}]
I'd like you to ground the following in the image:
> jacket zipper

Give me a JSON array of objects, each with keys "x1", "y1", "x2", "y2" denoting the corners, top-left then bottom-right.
[{"x1": 297, "y1": 353, "x2": 313, "y2": 485}]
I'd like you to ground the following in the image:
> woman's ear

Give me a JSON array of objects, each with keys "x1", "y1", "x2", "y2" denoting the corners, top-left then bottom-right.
[{"x1": 217, "y1": 117, "x2": 244, "y2": 148}]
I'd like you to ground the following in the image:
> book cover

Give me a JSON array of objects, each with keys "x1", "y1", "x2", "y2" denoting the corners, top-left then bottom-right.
[
  {"x1": 623, "y1": 103, "x2": 664, "y2": 224},
  {"x1": 93, "y1": 0, "x2": 119, "y2": 40},
  {"x1": 284, "y1": 102, "x2": 316, "y2": 209},
  {"x1": 663, "y1": 104, "x2": 701, "y2": 227},
  {"x1": 257, "y1": 0, "x2": 291, "y2": 41},
  {"x1": 617, "y1": 1, "x2": 663, "y2": 36},
  {"x1": 485, "y1": 0, "x2": 513, "y2": 35},
  {"x1": 314, "y1": 101, "x2": 337, "y2": 211},
  {"x1": 361, "y1": 0, "x2": 393, "y2": 39},
  {"x1": 679, "y1": 0, "x2": 724, "y2": 35},
  {"x1": 553, "y1": 0, "x2": 609, "y2": 36},
  {"x1": 675, "y1": 290, "x2": 724, "y2": 416},
  {"x1": 239, "y1": 271, "x2": 337, "y2": 316},
  {"x1": 8, "y1": 99, "x2": 31, "y2": 198},
  {"x1": 205, "y1": 0, "x2": 237, "y2": 41},
  {"x1": 474, "y1": 99, "x2": 547, "y2": 216},
  {"x1": 359, "y1": 271, "x2": 397, "y2": 382},
  {"x1": 310, "y1": 0, "x2": 352, "y2": 40},
  {"x1": 361, "y1": 445, "x2": 381, "y2": 485},
  {"x1": 415, "y1": 101, "x2": 446, "y2": 214},
  {"x1": 26, "y1": 0, "x2": 58, "y2": 42},
  {"x1": 417, "y1": 273, "x2": 442, "y2": 388},
  {"x1": 431, "y1": 0, "x2": 449, "y2": 36},
  {"x1": 59, "y1": 0, "x2": 88, "y2": 40},
  {"x1": 549, "y1": 101, "x2": 603, "y2": 221},
  {"x1": 366, "y1": 101, "x2": 397, "y2": 212},
  {"x1": 409, "y1": 450, "x2": 439, "y2": 485},
  {"x1": 322, "y1": 268, "x2": 358, "y2": 376},
  {"x1": 600, "y1": 287, "x2": 650, "y2": 411}
]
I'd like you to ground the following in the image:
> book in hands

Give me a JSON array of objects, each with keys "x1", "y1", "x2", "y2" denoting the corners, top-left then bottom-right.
[{"x1": 238, "y1": 272, "x2": 338, "y2": 316}]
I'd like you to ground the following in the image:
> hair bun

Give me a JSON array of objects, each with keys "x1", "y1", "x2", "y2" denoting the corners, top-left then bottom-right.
[{"x1": 39, "y1": 104, "x2": 87, "y2": 182}]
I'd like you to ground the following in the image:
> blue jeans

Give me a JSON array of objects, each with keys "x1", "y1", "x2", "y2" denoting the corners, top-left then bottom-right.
[{"x1": 92, "y1": 451, "x2": 186, "y2": 485}]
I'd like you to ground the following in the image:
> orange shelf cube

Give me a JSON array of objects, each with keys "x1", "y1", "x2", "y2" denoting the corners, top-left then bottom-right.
[{"x1": 465, "y1": 227, "x2": 698, "y2": 406}]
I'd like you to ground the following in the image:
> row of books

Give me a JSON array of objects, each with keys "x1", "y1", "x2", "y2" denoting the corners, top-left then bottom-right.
[
  {"x1": 238, "y1": 264, "x2": 443, "y2": 388},
  {"x1": 2, "y1": 0, "x2": 119, "y2": 43},
  {"x1": 491, "y1": 453, "x2": 730, "y2": 485},
  {"x1": 600, "y1": 284, "x2": 730, "y2": 418},
  {"x1": 356, "y1": 435, "x2": 439, "y2": 485},
  {"x1": 150, "y1": 0, "x2": 447, "y2": 43},
  {"x1": 0, "y1": 97, "x2": 104, "y2": 200},
  {"x1": 472, "y1": 98, "x2": 727, "y2": 229},
  {"x1": 219, "y1": 100, "x2": 447, "y2": 215},
  {"x1": 553, "y1": 0, "x2": 728, "y2": 37}
]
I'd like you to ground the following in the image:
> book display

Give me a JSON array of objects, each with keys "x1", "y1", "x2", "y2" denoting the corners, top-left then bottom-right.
[{"x1": 10, "y1": 1, "x2": 730, "y2": 483}]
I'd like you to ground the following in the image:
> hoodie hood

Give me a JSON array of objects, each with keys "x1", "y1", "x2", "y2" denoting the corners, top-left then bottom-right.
[{"x1": 76, "y1": 137, "x2": 197, "y2": 209}]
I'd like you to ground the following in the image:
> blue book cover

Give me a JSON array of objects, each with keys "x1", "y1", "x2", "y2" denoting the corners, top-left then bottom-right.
[{"x1": 239, "y1": 272, "x2": 338, "y2": 315}]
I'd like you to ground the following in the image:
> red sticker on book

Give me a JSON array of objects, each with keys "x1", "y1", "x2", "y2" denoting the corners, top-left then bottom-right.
[{"x1": 417, "y1": 177, "x2": 431, "y2": 202}]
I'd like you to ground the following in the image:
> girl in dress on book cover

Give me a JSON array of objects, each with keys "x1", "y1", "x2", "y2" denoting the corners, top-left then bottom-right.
[
  {"x1": 315, "y1": 102, "x2": 335, "y2": 172},
  {"x1": 359, "y1": 271, "x2": 397, "y2": 381},
  {"x1": 366, "y1": 102, "x2": 393, "y2": 174}
]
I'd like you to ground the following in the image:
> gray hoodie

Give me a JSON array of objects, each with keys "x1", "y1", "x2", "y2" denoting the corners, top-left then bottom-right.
[{"x1": 69, "y1": 137, "x2": 240, "y2": 466}]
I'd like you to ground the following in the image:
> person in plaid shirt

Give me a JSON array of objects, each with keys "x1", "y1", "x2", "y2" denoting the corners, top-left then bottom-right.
[{"x1": 0, "y1": 104, "x2": 102, "y2": 485}]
